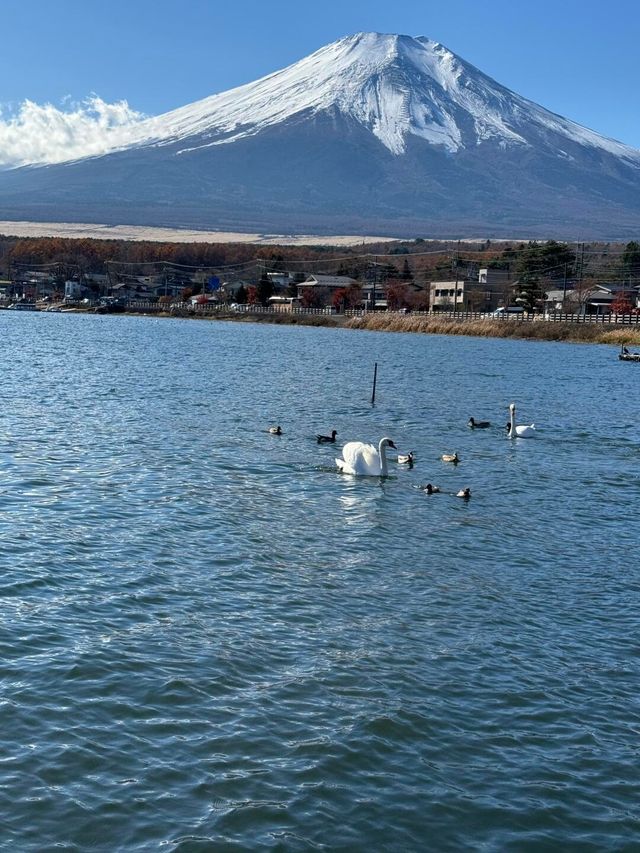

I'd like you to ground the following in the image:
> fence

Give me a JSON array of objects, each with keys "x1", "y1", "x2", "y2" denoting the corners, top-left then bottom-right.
[{"x1": 122, "y1": 301, "x2": 640, "y2": 325}]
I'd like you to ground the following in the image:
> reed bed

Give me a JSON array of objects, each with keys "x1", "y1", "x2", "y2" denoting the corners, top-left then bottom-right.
[
  {"x1": 344, "y1": 314, "x2": 640, "y2": 345},
  {"x1": 150, "y1": 306, "x2": 640, "y2": 344}
]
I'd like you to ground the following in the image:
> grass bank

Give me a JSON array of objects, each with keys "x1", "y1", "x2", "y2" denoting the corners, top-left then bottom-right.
[
  {"x1": 129, "y1": 306, "x2": 640, "y2": 346},
  {"x1": 344, "y1": 314, "x2": 640, "y2": 346},
  {"x1": 164, "y1": 307, "x2": 344, "y2": 327}
]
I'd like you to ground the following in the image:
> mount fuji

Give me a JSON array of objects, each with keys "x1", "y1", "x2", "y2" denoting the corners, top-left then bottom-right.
[{"x1": 1, "y1": 32, "x2": 640, "y2": 239}]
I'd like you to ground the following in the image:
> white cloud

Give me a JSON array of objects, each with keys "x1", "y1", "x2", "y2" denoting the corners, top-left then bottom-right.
[{"x1": 0, "y1": 96, "x2": 145, "y2": 168}]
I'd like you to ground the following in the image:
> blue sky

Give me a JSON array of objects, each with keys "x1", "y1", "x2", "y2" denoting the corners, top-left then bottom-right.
[{"x1": 1, "y1": 0, "x2": 639, "y2": 160}]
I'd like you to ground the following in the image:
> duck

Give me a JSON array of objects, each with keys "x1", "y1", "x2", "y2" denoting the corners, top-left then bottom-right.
[
  {"x1": 268, "y1": 425, "x2": 282, "y2": 435},
  {"x1": 441, "y1": 452, "x2": 459, "y2": 464},
  {"x1": 336, "y1": 437, "x2": 397, "y2": 477},
  {"x1": 317, "y1": 430, "x2": 338, "y2": 443},
  {"x1": 468, "y1": 417, "x2": 491, "y2": 429},
  {"x1": 507, "y1": 403, "x2": 536, "y2": 438},
  {"x1": 397, "y1": 451, "x2": 414, "y2": 465},
  {"x1": 422, "y1": 483, "x2": 441, "y2": 494},
  {"x1": 456, "y1": 487, "x2": 471, "y2": 499}
]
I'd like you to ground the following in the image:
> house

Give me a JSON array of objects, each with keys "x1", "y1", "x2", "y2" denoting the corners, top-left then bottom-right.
[
  {"x1": 544, "y1": 283, "x2": 640, "y2": 315},
  {"x1": 266, "y1": 272, "x2": 292, "y2": 290},
  {"x1": 430, "y1": 267, "x2": 516, "y2": 312},
  {"x1": 85, "y1": 273, "x2": 110, "y2": 293},
  {"x1": 297, "y1": 274, "x2": 358, "y2": 307},
  {"x1": 64, "y1": 280, "x2": 87, "y2": 301},
  {"x1": 478, "y1": 268, "x2": 511, "y2": 286},
  {"x1": 543, "y1": 288, "x2": 579, "y2": 313},
  {"x1": 222, "y1": 279, "x2": 252, "y2": 299},
  {"x1": 429, "y1": 280, "x2": 468, "y2": 311},
  {"x1": 298, "y1": 274, "x2": 357, "y2": 293},
  {"x1": 585, "y1": 283, "x2": 640, "y2": 314},
  {"x1": 357, "y1": 281, "x2": 386, "y2": 309},
  {"x1": 110, "y1": 281, "x2": 154, "y2": 301}
]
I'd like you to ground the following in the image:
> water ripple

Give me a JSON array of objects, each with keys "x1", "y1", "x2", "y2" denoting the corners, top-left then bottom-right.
[{"x1": 0, "y1": 314, "x2": 639, "y2": 850}]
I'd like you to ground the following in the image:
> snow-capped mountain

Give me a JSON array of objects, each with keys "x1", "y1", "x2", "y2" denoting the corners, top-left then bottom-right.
[
  {"x1": 1, "y1": 32, "x2": 640, "y2": 238},
  {"x1": 127, "y1": 32, "x2": 640, "y2": 163}
]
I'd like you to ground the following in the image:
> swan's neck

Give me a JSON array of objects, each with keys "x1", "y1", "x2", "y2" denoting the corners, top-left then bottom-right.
[
  {"x1": 378, "y1": 439, "x2": 388, "y2": 476},
  {"x1": 509, "y1": 407, "x2": 515, "y2": 437}
]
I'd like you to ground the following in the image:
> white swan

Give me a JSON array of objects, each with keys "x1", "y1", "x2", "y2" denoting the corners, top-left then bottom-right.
[
  {"x1": 336, "y1": 437, "x2": 397, "y2": 476},
  {"x1": 507, "y1": 403, "x2": 536, "y2": 438}
]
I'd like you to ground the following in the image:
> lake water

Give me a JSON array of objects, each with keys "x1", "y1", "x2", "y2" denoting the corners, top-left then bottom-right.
[{"x1": 1, "y1": 312, "x2": 639, "y2": 851}]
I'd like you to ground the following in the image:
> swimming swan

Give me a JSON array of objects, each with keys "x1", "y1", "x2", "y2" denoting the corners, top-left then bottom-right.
[
  {"x1": 507, "y1": 403, "x2": 536, "y2": 438},
  {"x1": 336, "y1": 437, "x2": 397, "y2": 476},
  {"x1": 317, "y1": 430, "x2": 338, "y2": 443}
]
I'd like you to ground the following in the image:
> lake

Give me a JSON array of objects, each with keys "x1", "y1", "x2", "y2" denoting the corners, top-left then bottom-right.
[{"x1": 1, "y1": 311, "x2": 639, "y2": 851}]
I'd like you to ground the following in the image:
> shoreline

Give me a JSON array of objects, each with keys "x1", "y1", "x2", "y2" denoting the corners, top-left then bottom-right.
[
  {"x1": 18, "y1": 302, "x2": 640, "y2": 346},
  {"x1": 135, "y1": 306, "x2": 640, "y2": 346}
]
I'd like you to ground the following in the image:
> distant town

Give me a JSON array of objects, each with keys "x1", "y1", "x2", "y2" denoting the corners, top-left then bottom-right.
[{"x1": 1, "y1": 235, "x2": 640, "y2": 319}]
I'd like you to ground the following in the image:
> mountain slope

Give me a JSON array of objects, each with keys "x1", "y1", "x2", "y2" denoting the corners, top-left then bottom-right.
[{"x1": 1, "y1": 32, "x2": 640, "y2": 238}]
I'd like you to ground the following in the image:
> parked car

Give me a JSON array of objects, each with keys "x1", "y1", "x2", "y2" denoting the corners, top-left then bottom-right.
[{"x1": 492, "y1": 306, "x2": 525, "y2": 316}]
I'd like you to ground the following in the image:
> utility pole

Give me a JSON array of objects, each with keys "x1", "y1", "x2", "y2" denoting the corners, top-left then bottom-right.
[
  {"x1": 453, "y1": 239, "x2": 461, "y2": 314},
  {"x1": 575, "y1": 241, "x2": 584, "y2": 285},
  {"x1": 372, "y1": 256, "x2": 377, "y2": 311}
]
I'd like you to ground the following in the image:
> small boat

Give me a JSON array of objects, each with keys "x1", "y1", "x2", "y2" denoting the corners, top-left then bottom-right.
[
  {"x1": 8, "y1": 301, "x2": 38, "y2": 311},
  {"x1": 618, "y1": 345, "x2": 640, "y2": 362}
]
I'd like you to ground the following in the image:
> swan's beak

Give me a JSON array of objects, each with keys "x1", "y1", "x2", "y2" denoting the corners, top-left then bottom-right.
[{"x1": 389, "y1": 440, "x2": 397, "y2": 449}]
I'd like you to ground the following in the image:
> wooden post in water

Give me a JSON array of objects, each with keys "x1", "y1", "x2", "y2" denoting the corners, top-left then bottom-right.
[{"x1": 371, "y1": 362, "x2": 378, "y2": 406}]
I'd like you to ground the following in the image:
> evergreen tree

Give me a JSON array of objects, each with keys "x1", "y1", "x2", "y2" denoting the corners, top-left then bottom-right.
[
  {"x1": 515, "y1": 240, "x2": 576, "y2": 279},
  {"x1": 401, "y1": 259, "x2": 413, "y2": 281},
  {"x1": 256, "y1": 274, "x2": 274, "y2": 306},
  {"x1": 622, "y1": 241, "x2": 640, "y2": 281}
]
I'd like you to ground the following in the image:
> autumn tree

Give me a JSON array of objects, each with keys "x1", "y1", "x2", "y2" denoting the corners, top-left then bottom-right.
[
  {"x1": 611, "y1": 292, "x2": 634, "y2": 314},
  {"x1": 385, "y1": 280, "x2": 410, "y2": 310},
  {"x1": 301, "y1": 287, "x2": 328, "y2": 309}
]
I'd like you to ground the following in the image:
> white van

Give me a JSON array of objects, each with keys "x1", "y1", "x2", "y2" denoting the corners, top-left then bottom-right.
[{"x1": 491, "y1": 306, "x2": 525, "y2": 316}]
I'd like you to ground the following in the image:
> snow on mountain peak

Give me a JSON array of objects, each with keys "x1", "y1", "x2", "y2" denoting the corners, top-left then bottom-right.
[
  {"x1": 128, "y1": 31, "x2": 639, "y2": 165},
  {"x1": 131, "y1": 32, "x2": 527, "y2": 155}
]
